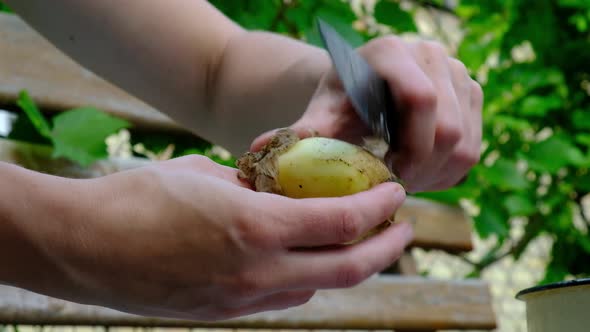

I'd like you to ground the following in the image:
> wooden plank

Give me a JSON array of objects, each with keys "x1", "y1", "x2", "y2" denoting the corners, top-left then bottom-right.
[
  {"x1": 0, "y1": 276, "x2": 496, "y2": 330},
  {"x1": 397, "y1": 198, "x2": 474, "y2": 252},
  {"x1": 384, "y1": 253, "x2": 420, "y2": 276},
  {"x1": 0, "y1": 13, "x2": 182, "y2": 132},
  {"x1": 0, "y1": 138, "x2": 474, "y2": 253}
]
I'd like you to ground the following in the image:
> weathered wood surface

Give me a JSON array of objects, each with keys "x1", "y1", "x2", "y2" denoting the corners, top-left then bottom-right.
[
  {"x1": 0, "y1": 276, "x2": 496, "y2": 330},
  {"x1": 0, "y1": 13, "x2": 182, "y2": 132},
  {"x1": 398, "y1": 198, "x2": 473, "y2": 252},
  {"x1": 0, "y1": 138, "x2": 474, "y2": 252}
]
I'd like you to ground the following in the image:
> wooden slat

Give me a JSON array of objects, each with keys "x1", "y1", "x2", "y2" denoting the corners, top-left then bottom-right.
[
  {"x1": 0, "y1": 13, "x2": 182, "y2": 132},
  {"x1": 0, "y1": 276, "x2": 496, "y2": 330},
  {"x1": 0, "y1": 138, "x2": 474, "y2": 253},
  {"x1": 398, "y1": 198, "x2": 473, "y2": 252}
]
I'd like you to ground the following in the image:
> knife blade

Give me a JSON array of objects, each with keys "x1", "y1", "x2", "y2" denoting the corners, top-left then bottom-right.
[{"x1": 316, "y1": 18, "x2": 399, "y2": 149}]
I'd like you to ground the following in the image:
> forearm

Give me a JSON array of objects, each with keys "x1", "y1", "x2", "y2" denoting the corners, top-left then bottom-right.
[
  {"x1": 5, "y1": 0, "x2": 243, "y2": 144},
  {"x1": 6, "y1": 0, "x2": 330, "y2": 154},
  {"x1": 208, "y1": 31, "x2": 330, "y2": 153},
  {"x1": 0, "y1": 162, "x2": 80, "y2": 297}
]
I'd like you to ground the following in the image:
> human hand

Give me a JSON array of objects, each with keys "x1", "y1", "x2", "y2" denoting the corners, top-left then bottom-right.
[
  {"x1": 253, "y1": 36, "x2": 483, "y2": 193},
  {"x1": 41, "y1": 155, "x2": 411, "y2": 321}
]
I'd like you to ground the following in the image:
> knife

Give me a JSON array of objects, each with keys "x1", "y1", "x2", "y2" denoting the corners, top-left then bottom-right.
[{"x1": 316, "y1": 18, "x2": 400, "y2": 149}]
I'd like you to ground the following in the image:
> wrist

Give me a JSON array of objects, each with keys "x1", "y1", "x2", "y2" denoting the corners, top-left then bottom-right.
[
  {"x1": 0, "y1": 163, "x2": 61, "y2": 291},
  {"x1": 0, "y1": 162, "x2": 90, "y2": 299}
]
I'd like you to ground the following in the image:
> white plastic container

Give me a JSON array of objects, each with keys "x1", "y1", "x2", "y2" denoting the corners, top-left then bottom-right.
[{"x1": 516, "y1": 278, "x2": 590, "y2": 332}]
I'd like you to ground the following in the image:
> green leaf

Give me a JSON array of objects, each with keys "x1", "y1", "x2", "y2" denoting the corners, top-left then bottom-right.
[
  {"x1": 16, "y1": 90, "x2": 52, "y2": 139},
  {"x1": 540, "y1": 259, "x2": 569, "y2": 284},
  {"x1": 7, "y1": 113, "x2": 52, "y2": 145},
  {"x1": 209, "y1": 0, "x2": 279, "y2": 30},
  {"x1": 526, "y1": 135, "x2": 586, "y2": 173},
  {"x1": 578, "y1": 234, "x2": 590, "y2": 254},
  {"x1": 477, "y1": 158, "x2": 530, "y2": 191},
  {"x1": 519, "y1": 95, "x2": 563, "y2": 117},
  {"x1": 558, "y1": 0, "x2": 590, "y2": 9},
  {"x1": 0, "y1": 1, "x2": 12, "y2": 13},
  {"x1": 475, "y1": 205, "x2": 509, "y2": 239},
  {"x1": 572, "y1": 169, "x2": 590, "y2": 192},
  {"x1": 311, "y1": 3, "x2": 363, "y2": 47},
  {"x1": 458, "y1": 14, "x2": 507, "y2": 71},
  {"x1": 513, "y1": 218, "x2": 543, "y2": 260},
  {"x1": 374, "y1": 0, "x2": 417, "y2": 32},
  {"x1": 504, "y1": 194, "x2": 536, "y2": 216},
  {"x1": 493, "y1": 114, "x2": 533, "y2": 131},
  {"x1": 50, "y1": 108, "x2": 131, "y2": 167},
  {"x1": 572, "y1": 108, "x2": 590, "y2": 130},
  {"x1": 575, "y1": 133, "x2": 590, "y2": 146},
  {"x1": 285, "y1": 5, "x2": 314, "y2": 32}
]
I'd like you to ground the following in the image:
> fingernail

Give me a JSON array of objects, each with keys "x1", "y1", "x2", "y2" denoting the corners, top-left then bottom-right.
[
  {"x1": 391, "y1": 183, "x2": 407, "y2": 201},
  {"x1": 400, "y1": 222, "x2": 414, "y2": 244}
]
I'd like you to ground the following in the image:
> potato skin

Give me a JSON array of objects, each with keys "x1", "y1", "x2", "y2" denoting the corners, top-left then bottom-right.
[
  {"x1": 235, "y1": 129, "x2": 399, "y2": 244},
  {"x1": 277, "y1": 137, "x2": 393, "y2": 198}
]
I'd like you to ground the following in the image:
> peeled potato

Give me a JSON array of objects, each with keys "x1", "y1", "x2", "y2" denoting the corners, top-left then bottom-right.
[{"x1": 276, "y1": 136, "x2": 393, "y2": 198}]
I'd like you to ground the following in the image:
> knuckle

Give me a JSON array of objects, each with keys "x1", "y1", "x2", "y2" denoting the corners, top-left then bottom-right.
[
  {"x1": 401, "y1": 81, "x2": 438, "y2": 112},
  {"x1": 336, "y1": 209, "x2": 362, "y2": 243},
  {"x1": 363, "y1": 35, "x2": 405, "y2": 55},
  {"x1": 422, "y1": 40, "x2": 447, "y2": 56},
  {"x1": 454, "y1": 146, "x2": 481, "y2": 168},
  {"x1": 184, "y1": 154, "x2": 213, "y2": 167},
  {"x1": 233, "y1": 212, "x2": 275, "y2": 249},
  {"x1": 471, "y1": 80, "x2": 484, "y2": 103},
  {"x1": 378, "y1": 35, "x2": 404, "y2": 49},
  {"x1": 449, "y1": 58, "x2": 468, "y2": 74},
  {"x1": 337, "y1": 263, "x2": 368, "y2": 288},
  {"x1": 233, "y1": 214, "x2": 257, "y2": 242},
  {"x1": 437, "y1": 121, "x2": 463, "y2": 147}
]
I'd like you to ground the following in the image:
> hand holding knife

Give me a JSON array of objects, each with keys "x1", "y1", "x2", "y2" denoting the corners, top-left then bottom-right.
[{"x1": 316, "y1": 18, "x2": 402, "y2": 151}]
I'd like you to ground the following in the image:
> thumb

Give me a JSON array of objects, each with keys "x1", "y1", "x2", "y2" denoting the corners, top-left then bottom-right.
[{"x1": 250, "y1": 126, "x2": 319, "y2": 152}]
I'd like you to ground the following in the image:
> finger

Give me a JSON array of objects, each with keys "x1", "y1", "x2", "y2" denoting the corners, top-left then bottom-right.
[
  {"x1": 250, "y1": 126, "x2": 319, "y2": 152},
  {"x1": 406, "y1": 43, "x2": 464, "y2": 191},
  {"x1": 165, "y1": 155, "x2": 252, "y2": 188},
  {"x1": 449, "y1": 58, "x2": 472, "y2": 117},
  {"x1": 427, "y1": 81, "x2": 483, "y2": 191},
  {"x1": 218, "y1": 290, "x2": 316, "y2": 319},
  {"x1": 470, "y1": 79, "x2": 484, "y2": 152},
  {"x1": 358, "y1": 37, "x2": 438, "y2": 183},
  {"x1": 269, "y1": 182, "x2": 406, "y2": 248},
  {"x1": 288, "y1": 67, "x2": 372, "y2": 145},
  {"x1": 296, "y1": 91, "x2": 372, "y2": 144},
  {"x1": 280, "y1": 221, "x2": 414, "y2": 290},
  {"x1": 427, "y1": 141, "x2": 481, "y2": 190},
  {"x1": 408, "y1": 57, "x2": 468, "y2": 191}
]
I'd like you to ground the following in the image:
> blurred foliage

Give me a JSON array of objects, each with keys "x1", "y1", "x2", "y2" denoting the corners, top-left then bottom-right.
[
  {"x1": 13, "y1": 91, "x2": 131, "y2": 167},
  {"x1": 0, "y1": 2, "x2": 11, "y2": 13},
  {"x1": 1, "y1": 0, "x2": 590, "y2": 284}
]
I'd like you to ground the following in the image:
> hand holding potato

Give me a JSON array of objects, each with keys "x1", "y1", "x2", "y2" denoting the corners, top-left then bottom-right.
[{"x1": 18, "y1": 155, "x2": 412, "y2": 321}]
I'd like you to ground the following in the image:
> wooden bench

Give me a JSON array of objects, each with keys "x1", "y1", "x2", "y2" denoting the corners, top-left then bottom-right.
[{"x1": 0, "y1": 13, "x2": 497, "y2": 331}]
